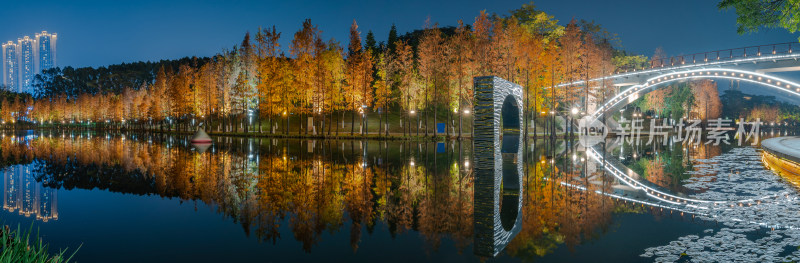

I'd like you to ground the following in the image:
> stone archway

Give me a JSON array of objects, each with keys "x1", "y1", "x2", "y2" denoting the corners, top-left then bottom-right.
[{"x1": 473, "y1": 76, "x2": 524, "y2": 257}]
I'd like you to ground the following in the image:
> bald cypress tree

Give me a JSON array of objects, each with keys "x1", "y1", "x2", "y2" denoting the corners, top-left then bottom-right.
[{"x1": 387, "y1": 24, "x2": 398, "y2": 55}]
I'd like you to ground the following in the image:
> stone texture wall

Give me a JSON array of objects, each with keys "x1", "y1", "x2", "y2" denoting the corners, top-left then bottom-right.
[{"x1": 473, "y1": 76, "x2": 524, "y2": 257}]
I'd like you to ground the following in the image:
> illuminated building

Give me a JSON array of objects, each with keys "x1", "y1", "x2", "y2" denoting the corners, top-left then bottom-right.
[
  {"x1": 0, "y1": 31, "x2": 57, "y2": 94},
  {"x1": 1, "y1": 41, "x2": 18, "y2": 91},
  {"x1": 35, "y1": 31, "x2": 56, "y2": 75},
  {"x1": 18, "y1": 36, "x2": 35, "y2": 94},
  {"x1": 2, "y1": 165, "x2": 58, "y2": 222}
]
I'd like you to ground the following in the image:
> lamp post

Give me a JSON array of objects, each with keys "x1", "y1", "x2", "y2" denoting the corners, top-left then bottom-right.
[{"x1": 570, "y1": 107, "x2": 579, "y2": 137}]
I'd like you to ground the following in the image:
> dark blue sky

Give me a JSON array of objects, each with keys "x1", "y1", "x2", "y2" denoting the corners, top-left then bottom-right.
[{"x1": 0, "y1": 0, "x2": 797, "y2": 68}]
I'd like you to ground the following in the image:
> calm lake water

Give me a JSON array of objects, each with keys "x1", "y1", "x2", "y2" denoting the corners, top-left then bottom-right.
[{"x1": 1, "y1": 129, "x2": 799, "y2": 262}]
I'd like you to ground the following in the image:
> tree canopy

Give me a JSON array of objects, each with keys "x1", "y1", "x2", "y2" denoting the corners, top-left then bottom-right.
[{"x1": 719, "y1": 0, "x2": 800, "y2": 40}]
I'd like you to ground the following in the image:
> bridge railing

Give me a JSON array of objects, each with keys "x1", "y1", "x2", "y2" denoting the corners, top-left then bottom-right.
[{"x1": 616, "y1": 42, "x2": 800, "y2": 74}]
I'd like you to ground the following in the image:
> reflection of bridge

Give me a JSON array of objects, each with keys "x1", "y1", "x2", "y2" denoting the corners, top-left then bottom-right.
[
  {"x1": 584, "y1": 146, "x2": 789, "y2": 208},
  {"x1": 581, "y1": 145, "x2": 800, "y2": 232},
  {"x1": 475, "y1": 69, "x2": 800, "y2": 257},
  {"x1": 553, "y1": 43, "x2": 800, "y2": 119}
]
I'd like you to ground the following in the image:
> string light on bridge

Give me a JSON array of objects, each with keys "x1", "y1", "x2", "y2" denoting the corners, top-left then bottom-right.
[{"x1": 589, "y1": 68, "x2": 800, "y2": 120}]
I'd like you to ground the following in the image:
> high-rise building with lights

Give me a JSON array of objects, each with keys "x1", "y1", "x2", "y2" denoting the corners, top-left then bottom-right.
[
  {"x1": 36, "y1": 31, "x2": 56, "y2": 75},
  {"x1": 1, "y1": 41, "x2": 18, "y2": 92},
  {"x1": 18, "y1": 36, "x2": 35, "y2": 94},
  {"x1": 0, "y1": 31, "x2": 57, "y2": 94}
]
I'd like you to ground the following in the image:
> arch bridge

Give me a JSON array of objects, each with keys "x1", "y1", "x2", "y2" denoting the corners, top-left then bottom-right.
[
  {"x1": 470, "y1": 74, "x2": 800, "y2": 257},
  {"x1": 553, "y1": 42, "x2": 800, "y2": 120}
]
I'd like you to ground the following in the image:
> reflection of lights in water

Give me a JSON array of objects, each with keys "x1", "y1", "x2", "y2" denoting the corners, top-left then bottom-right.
[
  {"x1": 588, "y1": 147, "x2": 789, "y2": 208},
  {"x1": 3, "y1": 165, "x2": 58, "y2": 222}
]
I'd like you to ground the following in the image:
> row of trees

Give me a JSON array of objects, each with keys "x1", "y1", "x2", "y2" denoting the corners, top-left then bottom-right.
[
  {"x1": 635, "y1": 80, "x2": 722, "y2": 121},
  {"x1": 12, "y1": 4, "x2": 640, "y2": 138},
  {"x1": 720, "y1": 89, "x2": 800, "y2": 123}
]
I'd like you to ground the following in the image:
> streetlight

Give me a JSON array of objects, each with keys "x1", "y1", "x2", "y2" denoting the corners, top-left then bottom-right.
[
  {"x1": 463, "y1": 109, "x2": 470, "y2": 114},
  {"x1": 571, "y1": 107, "x2": 579, "y2": 115}
]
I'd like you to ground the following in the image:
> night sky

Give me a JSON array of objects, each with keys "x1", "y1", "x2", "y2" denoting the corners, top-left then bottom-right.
[{"x1": 0, "y1": 0, "x2": 797, "y2": 69}]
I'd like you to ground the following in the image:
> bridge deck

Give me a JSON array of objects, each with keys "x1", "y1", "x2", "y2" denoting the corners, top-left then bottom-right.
[{"x1": 554, "y1": 42, "x2": 800, "y2": 89}]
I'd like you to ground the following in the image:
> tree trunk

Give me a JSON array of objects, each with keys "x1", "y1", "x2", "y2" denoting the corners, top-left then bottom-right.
[
  {"x1": 337, "y1": 112, "x2": 342, "y2": 136},
  {"x1": 320, "y1": 114, "x2": 324, "y2": 137},
  {"x1": 447, "y1": 109, "x2": 451, "y2": 139},
  {"x1": 458, "y1": 108, "x2": 462, "y2": 139},
  {"x1": 398, "y1": 112, "x2": 410, "y2": 137},
  {"x1": 433, "y1": 81, "x2": 438, "y2": 139},
  {"x1": 328, "y1": 112, "x2": 332, "y2": 136},
  {"x1": 416, "y1": 113, "x2": 420, "y2": 137},
  {"x1": 385, "y1": 107, "x2": 389, "y2": 137},
  {"x1": 351, "y1": 111, "x2": 355, "y2": 136},
  {"x1": 424, "y1": 88, "x2": 429, "y2": 137}
]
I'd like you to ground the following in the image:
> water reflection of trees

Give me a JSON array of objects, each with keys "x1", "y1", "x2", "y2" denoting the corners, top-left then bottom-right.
[
  {"x1": 0, "y1": 134, "x2": 626, "y2": 258},
  {"x1": 623, "y1": 142, "x2": 697, "y2": 193},
  {"x1": 505, "y1": 149, "x2": 616, "y2": 259}
]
